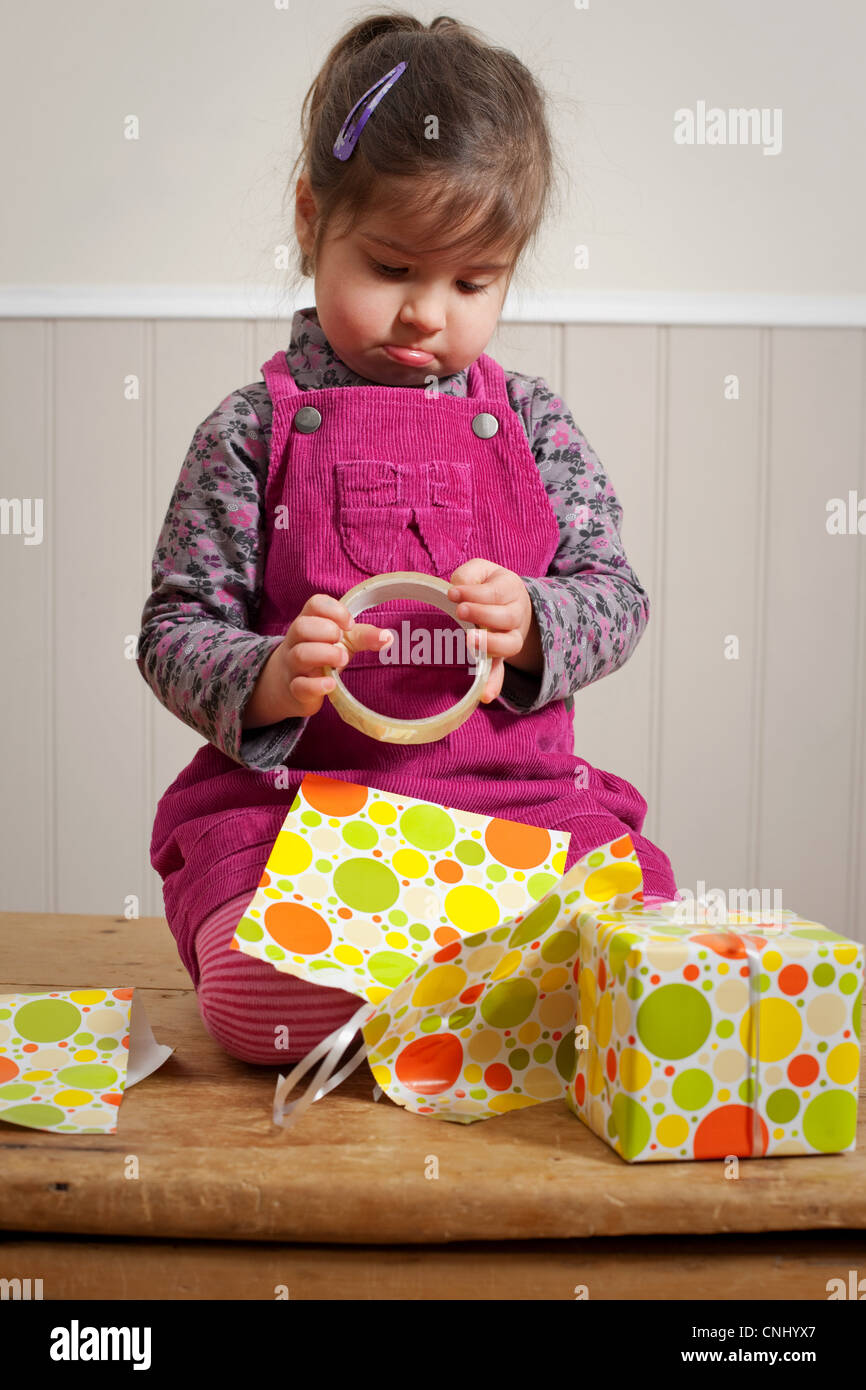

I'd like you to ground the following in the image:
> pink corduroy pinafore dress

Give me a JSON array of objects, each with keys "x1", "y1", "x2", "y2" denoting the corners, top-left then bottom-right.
[{"x1": 150, "y1": 347, "x2": 677, "y2": 987}]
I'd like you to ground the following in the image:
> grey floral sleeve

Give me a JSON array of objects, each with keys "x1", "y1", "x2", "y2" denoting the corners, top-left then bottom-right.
[
  {"x1": 496, "y1": 374, "x2": 650, "y2": 714},
  {"x1": 136, "y1": 387, "x2": 310, "y2": 771}
]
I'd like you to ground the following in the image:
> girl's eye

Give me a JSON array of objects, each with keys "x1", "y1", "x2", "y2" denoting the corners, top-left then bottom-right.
[{"x1": 371, "y1": 262, "x2": 487, "y2": 295}]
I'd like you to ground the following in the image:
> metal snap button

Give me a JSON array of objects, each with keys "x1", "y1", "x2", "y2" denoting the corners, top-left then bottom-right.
[
  {"x1": 293, "y1": 406, "x2": 322, "y2": 433},
  {"x1": 471, "y1": 412, "x2": 499, "y2": 438}
]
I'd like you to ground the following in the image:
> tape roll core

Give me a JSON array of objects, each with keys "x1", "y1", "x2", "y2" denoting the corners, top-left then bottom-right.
[{"x1": 321, "y1": 571, "x2": 493, "y2": 744}]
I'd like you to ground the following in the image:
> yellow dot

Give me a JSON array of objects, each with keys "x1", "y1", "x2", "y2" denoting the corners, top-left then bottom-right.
[
  {"x1": 263, "y1": 888, "x2": 282, "y2": 900},
  {"x1": 392, "y1": 848, "x2": 428, "y2": 878},
  {"x1": 370, "y1": 1064, "x2": 391, "y2": 1088},
  {"x1": 369, "y1": 803, "x2": 396, "y2": 824},
  {"x1": 412, "y1": 964, "x2": 468, "y2": 1008},
  {"x1": 334, "y1": 944, "x2": 363, "y2": 966},
  {"x1": 656, "y1": 1115, "x2": 689, "y2": 1148},
  {"x1": 718, "y1": 1088, "x2": 730, "y2": 1101},
  {"x1": 365, "y1": 986, "x2": 390, "y2": 1005},
  {"x1": 718, "y1": 962, "x2": 729, "y2": 975},
  {"x1": 69, "y1": 990, "x2": 107, "y2": 1005},
  {"x1": 832, "y1": 945, "x2": 858, "y2": 965},
  {"x1": 490, "y1": 950, "x2": 522, "y2": 981},
  {"x1": 552, "y1": 851, "x2": 567, "y2": 873},
  {"x1": 763, "y1": 950, "x2": 782, "y2": 971},
  {"x1": 827, "y1": 1042, "x2": 859, "y2": 1085},
  {"x1": 774, "y1": 1128, "x2": 784, "y2": 1139},
  {"x1": 464, "y1": 1064, "x2": 482, "y2": 1083},
  {"x1": 384, "y1": 932, "x2": 408, "y2": 949},
  {"x1": 584, "y1": 861, "x2": 643, "y2": 902},
  {"x1": 518, "y1": 1021, "x2": 540, "y2": 1044},
  {"x1": 619, "y1": 1047, "x2": 651, "y2": 1092},
  {"x1": 514, "y1": 871, "x2": 525, "y2": 881},
  {"x1": 444, "y1": 884, "x2": 500, "y2": 932},
  {"x1": 596, "y1": 991, "x2": 613, "y2": 1049},
  {"x1": 72, "y1": 1050, "x2": 98, "y2": 1062},
  {"x1": 268, "y1": 830, "x2": 313, "y2": 875},
  {"x1": 21, "y1": 1070, "x2": 51, "y2": 1081},
  {"x1": 740, "y1": 998, "x2": 802, "y2": 1062},
  {"x1": 53, "y1": 1089, "x2": 93, "y2": 1107}
]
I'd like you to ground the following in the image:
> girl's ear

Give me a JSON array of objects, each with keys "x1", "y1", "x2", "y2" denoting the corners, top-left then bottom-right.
[{"x1": 295, "y1": 173, "x2": 319, "y2": 258}]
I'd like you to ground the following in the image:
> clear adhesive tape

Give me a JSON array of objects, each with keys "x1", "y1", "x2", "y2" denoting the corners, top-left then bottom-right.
[{"x1": 320, "y1": 570, "x2": 493, "y2": 744}]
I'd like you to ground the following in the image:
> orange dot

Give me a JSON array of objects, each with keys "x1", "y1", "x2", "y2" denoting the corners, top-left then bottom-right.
[
  {"x1": 301, "y1": 773, "x2": 368, "y2": 817},
  {"x1": 229, "y1": 938, "x2": 240, "y2": 951},
  {"x1": 650, "y1": 974, "x2": 660, "y2": 985},
  {"x1": 575, "y1": 1073, "x2": 586, "y2": 1106},
  {"x1": 113, "y1": 988, "x2": 133, "y2": 1000},
  {"x1": 101, "y1": 1093, "x2": 123, "y2": 1107},
  {"x1": 433, "y1": 941, "x2": 462, "y2": 963},
  {"x1": 694, "y1": 1104, "x2": 768, "y2": 1159},
  {"x1": 121, "y1": 1035, "x2": 130, "y2": 1050},
  {"x1": 395, "y1": 1034, "x2": 463, "y2": 1094},
  {"x1": 606, "y1": 1047, "x2": 617, "y2": 1081},
  {"x1": 779, "y1": 964, "x2": 808, "y2": 996},
  {"x1": 264, "y1": 901, "x2": 332, "y2": 954},
  {"x1": 21, "y1": 1043, "x2": 38, "y2": 1053},
  {"x1": 484, "y1": 1063, "x2": 512, "y2": 1092},
  {"x1": 337, "y1": 907, "x2": 352, "y2": 919},
  {"x1": 787, "y1": 1053, "x2": 819, "y2": 1086},
  {"x1": 435, "y1": 860, "x2": 463, "y2": 883},
  {"x1": 610, "y1": 835, "x2": 634, "y2": 859},
  {"x1": 433, "y1": 925, "x2": 460, "y2": 945},
  {"x1": 598, "y1": 958, "x2": 607, "y2": 991},
  {"x1": 683, "y1": 964, "x2": 700, "y2": 981},
  {"x1": 258, "y1": 870, "x2": 270, "y2": 888},
  {"x1": 485, "y1": 817, "x2": 551, "y2": 869},
  {"x1": 692, "y1": 932, "x2": 746, "y2": 960},
  {"x1": 0, "y1": 1056, "x2": 20, "y2": 1083},
  {"x1": 460, "y1": 984, "x2": 484, "y2": 1005}
]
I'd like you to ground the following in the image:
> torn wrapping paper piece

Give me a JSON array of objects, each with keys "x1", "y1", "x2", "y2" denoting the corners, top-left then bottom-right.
[
  {"x1": 0, "y1": 988, "x2": 173, "y2": 1134},
  {"x1": 231, "y1": 773, "x2": 576, "y2": 999}
]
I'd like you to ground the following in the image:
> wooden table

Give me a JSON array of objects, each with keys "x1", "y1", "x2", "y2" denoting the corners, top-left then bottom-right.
[{"x1": 1, "y1": 911, "x2": 864, "y2": 1300}]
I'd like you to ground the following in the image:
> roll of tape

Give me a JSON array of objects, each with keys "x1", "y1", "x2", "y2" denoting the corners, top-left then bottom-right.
[{"x1": 321, "y1": 571, "x2": 492, "y2": 744}]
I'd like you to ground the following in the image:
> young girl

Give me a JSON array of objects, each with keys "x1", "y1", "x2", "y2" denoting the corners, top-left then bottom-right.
[{"x1": 139, "y1": 11, "x2": 679, "y2": 1067}]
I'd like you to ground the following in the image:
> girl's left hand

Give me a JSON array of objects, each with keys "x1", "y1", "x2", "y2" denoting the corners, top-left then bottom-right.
[{"x1": 447, "y1": 558, "x2": 534, "y2": 704}]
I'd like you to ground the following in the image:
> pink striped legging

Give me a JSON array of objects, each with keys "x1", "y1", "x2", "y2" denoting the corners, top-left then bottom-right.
[{"x1": 194, "y1": 882, "x2": 678, "y2": 1067}]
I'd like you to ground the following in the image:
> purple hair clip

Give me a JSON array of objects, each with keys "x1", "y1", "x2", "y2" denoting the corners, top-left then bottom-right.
[{"x1": 332, "y1": 60, "x2": 408, "y2": 161}]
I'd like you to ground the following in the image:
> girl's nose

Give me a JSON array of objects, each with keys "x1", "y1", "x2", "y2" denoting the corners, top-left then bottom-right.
[{"x1": 398, "y1": 296, "x2": 446, "y2": 337}]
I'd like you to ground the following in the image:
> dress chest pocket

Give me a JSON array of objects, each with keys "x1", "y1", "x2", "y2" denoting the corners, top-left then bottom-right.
[{"x1": 334, "y1": 458, "x2": 473, "y2": 577}]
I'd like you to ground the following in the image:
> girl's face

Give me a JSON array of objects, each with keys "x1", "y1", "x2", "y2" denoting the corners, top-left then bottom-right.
[{"x1": 296, "y1": 175, "x2": 514, "y2": 384}]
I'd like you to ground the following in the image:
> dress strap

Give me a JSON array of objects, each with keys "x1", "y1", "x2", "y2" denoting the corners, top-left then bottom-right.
[
  {"x1": 466, "y1": 350, "x2": 510, "y2": 405},
  {"x1": 261, "y1": 349, "x2": 300, "y2": 403}
]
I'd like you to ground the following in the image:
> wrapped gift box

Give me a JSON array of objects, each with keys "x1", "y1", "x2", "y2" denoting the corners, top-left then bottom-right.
[{"x1": 566, "y1": 902, "x2": 863, "y2": 1161}]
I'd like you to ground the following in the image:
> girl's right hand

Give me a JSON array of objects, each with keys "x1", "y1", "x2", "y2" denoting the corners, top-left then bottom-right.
[{"x1": 245, "y1": 593, "x2": 394, "y2": 726}]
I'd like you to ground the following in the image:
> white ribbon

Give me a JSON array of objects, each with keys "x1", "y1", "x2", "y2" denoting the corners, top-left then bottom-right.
[{"x1": 272, "y1": 1000, "x2": 379, "y2": 1131}]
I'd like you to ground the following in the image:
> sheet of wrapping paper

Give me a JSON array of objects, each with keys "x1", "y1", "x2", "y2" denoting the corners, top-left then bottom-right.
[
  {"x1": 231, "y1": 773, "x2": 577, "y2": 999},
  {"x1": 0, "y1": 989, "x2": 173, "y2": 1134},
  {"x1": 566, "y1": 903, "x2": 864, "y2": 1161}
]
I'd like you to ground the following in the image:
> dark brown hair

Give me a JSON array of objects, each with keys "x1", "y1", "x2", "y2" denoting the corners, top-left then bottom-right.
[{"x1": 283, "y1": 9, "x2": 564, "y2": 294}]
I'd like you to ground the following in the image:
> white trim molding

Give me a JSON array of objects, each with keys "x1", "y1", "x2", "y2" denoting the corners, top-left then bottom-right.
[{"x1": 1, "y1": 284, "x2": 865, "y2": 326}]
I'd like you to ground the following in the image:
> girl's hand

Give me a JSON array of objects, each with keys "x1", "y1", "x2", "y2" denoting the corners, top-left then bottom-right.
[
  {"x1": 447, "y1": 559, "x2": 536, "y2": 704},
  {"x1": 242, "y1": 594, "x2": 393, "y2": 727}
]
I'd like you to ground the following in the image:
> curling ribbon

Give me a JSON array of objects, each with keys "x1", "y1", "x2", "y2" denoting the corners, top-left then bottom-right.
[{"x1": 272, "y1": 1001, "x2": 378, "y2": 1131}]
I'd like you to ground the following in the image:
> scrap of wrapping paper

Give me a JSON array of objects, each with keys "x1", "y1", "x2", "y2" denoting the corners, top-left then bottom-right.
[
  {"x1": 231, "y1": 773, "x2": 577, "y2": 998},
  {"x1": 0, "y1": 989, "x2": 173, "y2": 1134},
  {"x1": 566, "y1": 904, "x2": 864, "y2": 1161}
]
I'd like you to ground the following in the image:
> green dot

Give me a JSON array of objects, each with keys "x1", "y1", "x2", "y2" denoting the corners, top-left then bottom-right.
[
  {"x1": 13, "y1": 999, "x2": 81, "y2": 1044},
  {"x1": 342, "y1": 821, "x2": 378, "y2": 850},
  {"x1": 277, "y1": 879, "x2": 293, "y2": 891},
  {"x1": 637, "y1": 984, "x2": 712, "y2": 1059},
  {"x1": 540, "y1": 928, "x2": 578, "y2": 964},
  {"x1": 300, "y1": 810, "x2": 321, "y2": 826},
  {"x1": 701, "y1": 980, "x2": 713, "y2": 991},
  {"x1": 0, "y1": 1084, "x2": 36, "y2": 1100},
  {"x1": 73, "y1": 1033, "x2": 94, "y2": 1045},
  {"x1": 469, "y1": 1088, "x2": 487, "y2": 1101},
  {"x1": 509, "y1": 1048, "x2": 530, "y2": 1070},
  {"x1": 491, "y1": 926, "x2": 510, "y2": 942},
  {"x1": 672, "y1": 1068, "x2": 714, "y2": 1110},
  {"x1": 236, "y1": 917, "x2": 263, "y2": 942},
  {"x1": 587, "y1": 852, "x2": 605, "y2": 867},
  {"x1": 487, "y1": 864, "x2": 507, "y2": 881},
  {"x1": 533, "y1": 1043, "x2": 553, "y2": 1064},
  {"x1": 627, "y1": 978, "x2": 643, "y2": 1000},
  {"x1": 448, "y1": 1006, "x2": 475, "y2": 1029},
  {"x1": 481, "y1": 978, "x2": 538, "y2": 1028},
  {"x1": 96, "y1": 1038, "x2": 116, "y2": 1051},
  {"x1": 56, "y1": 1063, "x2": 119, "y2": 1088},
  {"x1": 334, "y1": 858, "x2": 399, "y2": 912},
  {"x1": 527, "y1": 872, "x2": 557, "y2": 901},
  {"x1": 510, "y1": 896, "x2": 561, "y2": 948},
  {"x1": 803, "y1": 1090, "x2": 857, "y2": 1151},
  {"x1": 0, "y1": 1103, "x2": 66, "y2": 1128},
  {"x1": 758, "y1": 973, "x2": 770, "y2": 992},
  {"x1": 813, "y1": 963, "x2": 835, "y2": 987},
  {"x1": 315, "y1": 857, "x2": 332, "y2": 872},
  {"x1": 399, "y1": 804, "x2": 455, "y2": 851},
  {"x1": 716, "y1": 1019, "x2": 734, "y2": 1038},
  {"x1": 456, "y1": 839, "x2": 485, "y2": 866},
  {"x1": 611, "y1": 1094, "x2": 651, "y2": 1159},
  {"x1": 653, "y1": 1102, "x2": 665, "y2": 1115},
  {"x1": 738, "y1": 1078, "x2": 758, "y2": 1103},
  {"x1": 640, "y1": 966, "x2": 648, "y2": 975},
  {"x1": 367, "y1": 951, "x2": 416, "y2": 988},
  {"x1": 817, "y1": 1041, "x2": 828, "y2": 1052},
  {"x1": 388, "y1": 909, "x2": 408, "y2": 927},
  {"x1": 767, "y1": 1088, "x2": 800, "y2": 1123},
  {"x1": 556, "y1": 1030, "x2": 576, "y2": 1082},
  {"x1": 419, "y1": 1015, "x2": 441, "y2": 1033},
  {"x1": 839, "y1": 973, "x2": 858, "y2": 995},
  {"x1": 409, "y1": 923, "x2": 431, "y2": 941},
  {"x1": 264, "y1": 944, "x2": 286, "y2": 960}
]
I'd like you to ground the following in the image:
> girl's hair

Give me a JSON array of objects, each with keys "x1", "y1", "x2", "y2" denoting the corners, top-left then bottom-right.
[{"x1": 283, "y1": 9, "x2": 563, "y2": 293}]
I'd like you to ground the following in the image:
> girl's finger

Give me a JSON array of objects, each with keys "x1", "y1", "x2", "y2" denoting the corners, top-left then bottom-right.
[
  {"x1": 457, "y1": 599, "x2": 522, "y2": 630},
  {"x1": 467, "y1": 628, "x2": 522, "y2": 659}
]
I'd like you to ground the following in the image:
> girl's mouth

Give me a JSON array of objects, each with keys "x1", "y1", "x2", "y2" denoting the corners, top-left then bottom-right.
[{"x1": 383, "y1": 345, "x2": 435, "y2": 366}]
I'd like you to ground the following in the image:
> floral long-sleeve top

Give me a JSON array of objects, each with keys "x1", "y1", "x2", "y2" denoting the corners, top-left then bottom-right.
[{"x1": 137, "y1": 306, "x2": 650, "y2": 774}]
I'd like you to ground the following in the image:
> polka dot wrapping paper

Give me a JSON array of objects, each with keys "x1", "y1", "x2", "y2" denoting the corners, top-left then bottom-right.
[
  {"x1": 0, "y1": 989, "x2": 173, "y2": 1134},
  {"x1": 567, "y1": 906, "x2": 863, "y2": 1161}
]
